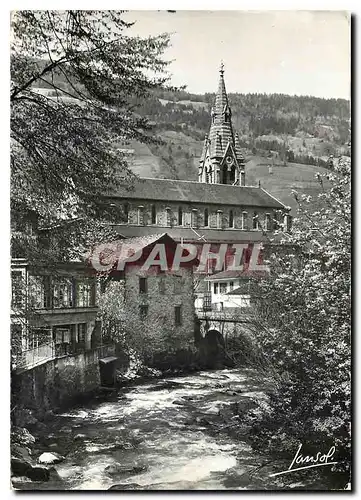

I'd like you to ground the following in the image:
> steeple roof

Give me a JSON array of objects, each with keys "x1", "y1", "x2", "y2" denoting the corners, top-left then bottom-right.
[
  {"x1": 200, "y1": 63, "x2": 244, "y2": 162},
  {"x1": 214, "y1": 62, "x2": 229, "y2": 117}
]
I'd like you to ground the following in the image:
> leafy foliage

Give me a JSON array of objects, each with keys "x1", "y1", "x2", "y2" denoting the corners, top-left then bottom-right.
[
  {"x1": 11, "y1": 10, "x2": 172, "y2": 260},
  {"x1": 244, "y1": 157, "x2": 351, "y2": 485}
]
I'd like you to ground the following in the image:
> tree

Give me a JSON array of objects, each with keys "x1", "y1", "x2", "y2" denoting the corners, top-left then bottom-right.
[
  {"x1": 11, "y1": 10, "x2": 172, "y2": 261},
  {"x1": 244, "y1": 157, "x2": 351, "y2": 487}
]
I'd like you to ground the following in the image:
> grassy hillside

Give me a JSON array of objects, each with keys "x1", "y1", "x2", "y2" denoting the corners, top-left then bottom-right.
[
  {"x1": 245, "y1": 157, "x2": 330, "y2": 215},
  {"x1": 128, "y1": 142, "x2": 328, "y2": 215}
]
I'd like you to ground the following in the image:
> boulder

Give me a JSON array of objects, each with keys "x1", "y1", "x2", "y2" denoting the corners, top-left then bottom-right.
[
  {"x1": 26, "y1": 466, "x2": 50, "y2": 482},
  {"x1": 11, "y1": 458, "x2": 50, "y2": 482},
  {"x1": 38, "y1": 452, "x2": 64, "y2": 465},
  {"x1": 11, "y1": 444, "x2": 32, "y2": 462},
  {"x1": 11, "y1": 457, "x2": 31, "y2": 477},
  {"x1": 104, "y1": 464, "x2": 147, "y2": 476},
  {"x1": 12, "y1": 427, "x2": 35, "y2": 447}
]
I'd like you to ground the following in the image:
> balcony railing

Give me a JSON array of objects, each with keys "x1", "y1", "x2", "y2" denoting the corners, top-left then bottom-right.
[
  {"x1": 14, "y1": 341, "x2": 55, "y2": 371},
  {"x1": 13, "y1": 341, "x2": 116, "y2": 372}
]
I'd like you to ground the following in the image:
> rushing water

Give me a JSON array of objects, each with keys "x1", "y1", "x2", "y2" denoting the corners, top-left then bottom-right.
[{"x1": 27, "y1": 368, "x2": 329, "y2": 491}]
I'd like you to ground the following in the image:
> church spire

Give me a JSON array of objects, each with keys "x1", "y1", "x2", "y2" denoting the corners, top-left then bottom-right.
[
  {"x1": 214, "y1": 61, "x2": 229, "y2": 119},
  {"x1": 198, "y1": 64, "x2": 245, "y2": 186}
]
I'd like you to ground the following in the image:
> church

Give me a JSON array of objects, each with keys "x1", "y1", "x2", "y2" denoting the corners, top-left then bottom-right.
[
  {"x1": 109, "y1": 64, "x2": 290, "y2": 246},
  {"x1": 106, "y1": 65, "x2": 290, "y2": 311}
]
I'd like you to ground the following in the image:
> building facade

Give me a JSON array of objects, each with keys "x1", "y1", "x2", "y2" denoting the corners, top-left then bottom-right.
[
  {"x1": 11, "y1": 258, "x2": 100, "y2": 371},
  {"x1": 107, "y1": 233, "x2": 198, "y2": 354}
]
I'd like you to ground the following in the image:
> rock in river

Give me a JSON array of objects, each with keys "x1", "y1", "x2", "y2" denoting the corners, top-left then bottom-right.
[
  {"x1": 11, "y1": 457, "x2": 50, "y2": 482},
  {"x1": 38, "y1": 452, "x2": 64, "y2": 465},
  {"x1": 104, "y1": 464, "x2": 147, "y2": 476}
]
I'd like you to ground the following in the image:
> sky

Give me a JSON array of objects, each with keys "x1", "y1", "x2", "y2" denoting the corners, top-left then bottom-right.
[{"x1": 123, "y1": 10, "x2": 351, "y2": 99}]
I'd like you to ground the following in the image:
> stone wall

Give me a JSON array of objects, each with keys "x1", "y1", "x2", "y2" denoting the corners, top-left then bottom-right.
[{"x1": 12, "y1": 347, "x2": 114, "y2": 422}]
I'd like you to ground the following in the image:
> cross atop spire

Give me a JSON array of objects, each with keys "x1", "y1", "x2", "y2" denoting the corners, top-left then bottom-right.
[{"x1": 220, "y1": 60, "x2": 224, "y2": 76}]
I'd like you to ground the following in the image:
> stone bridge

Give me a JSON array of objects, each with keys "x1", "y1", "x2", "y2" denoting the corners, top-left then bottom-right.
[{"x1": 196, "y1": 309, "x2": 255, "y2": 338}]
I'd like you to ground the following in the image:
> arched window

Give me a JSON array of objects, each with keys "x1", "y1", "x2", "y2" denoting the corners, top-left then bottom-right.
[
  {"x1": 253, "y1": 212, "x2": 259, "y2": 230},
  {"x1": 178, "y1": 206, "x2": 183, "y2": 226},
  {"x1": 204, "y1": 208, "x2": 209, "y2": 227},
  {"x1": 137, "y1": 205, "x2": 144, "y2": 225},
  {"x1": 151, "y1": 204, "x2": 156, "y2": 224},
  {"x1": 241, "y1": 211, "x2": 247, "y2": 230},
  {"x1": 265, "y1": 213, "x2": 271, "y2": 231},
  {"x1": 165, "y1": 207, "x2": 171, "y2": 226},
  {"x1": 191, "y1": 208, "x2": 198, "y2": 228},
  {"x1": 217, "y1": 210, "x2": 223, "y2": 229},
  {"x1": 229, "y1": 210, "x2": 234, "y2": 228}
]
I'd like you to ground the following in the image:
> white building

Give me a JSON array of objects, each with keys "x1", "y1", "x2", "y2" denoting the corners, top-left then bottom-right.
[{"x1": 204, "y1": 270, "x2": 262, "y2": 310}]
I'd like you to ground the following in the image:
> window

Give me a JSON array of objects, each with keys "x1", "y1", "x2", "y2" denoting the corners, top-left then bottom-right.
[
  {"x1": 137, "y1": 205, "x2": 144, "y2": 225},
  {"x1": 77, "y1": 324, "x2": 86, "y2": 345},
  {"x1": 217, "y1": 210, "x2": 223, "y2": 229},
  {"x1": 159, "y1": 278, "x2": 166, "y2": 295},
  {"x1": 29, "y1": 276, "x2": 44, "y2": 309},
  {"x1": 214, "y1": 283, "x2": 219, "y2": 294},
  {"x1": 151, "y1": 204, "x2": 156, "y2": 224},
  {"x1": 166, "y1": 207, "x2": 171, "y2": 226},
  {"x1": 273, "y1": 211, "x2": 281, "y2": 230},
  {"x1": 253, "y1": 212, "x2": 259, "y2": 230},
  {"x1": 265, "y1": 213, "x2": 271, "y2": 232},
  {"x1": 53, "y1": 278, "x2": 74, "y2": 308},
  {"x1": 175, "y1": 306, "x2": 182, "y2": 326},
  {"x1": 241, "y1": 211, "x2": 248, "y2": 230},
  {"x1": 54, "y1": 326, "x2": 71, "y2": 345},
  {"x1": 284, "y1": 214, "x2": 292, "y2": 232},
  {"x1": 240, "y1": 171, "x2": 246, "y2": 186},
  {"x1": 77, "y1": 279, "x2": 95, "y2": 307},
  {"x1": 229, "y1": 210, "x2": 234, "y2": 228},
  {"x1": 44, "y1": 276, "x2": 53, "y2": 308},
  {"x1": 229, "y1": 281, "x2": 234, "y2": 291},
  {"x1": 204, "y1": 208, "x2": 209, "y2": 227},
  {"x1": 139, "y1": 277, "x2": 147, "y2": 294},
  {"x1": 191, "y1": 209, "x2": 198, "y2": 228},
  {"x1": 11, "y1": 271, "x2": 24, "y2": 309},
  {"x1": 123, "y1": 202, "x2": 129, "y2": 222},
  {"x1": 173, "y1": 277, "x2": 182, "y2": 294},
  {"x1": 178, "y1": 206, "x2": 183, "y2": 226},
  {"x1": 139, "y1": 305, "x2": 149, "y2": 320},
  {"x1": 220, "y1": 282, "x2": 227, "y2": 294}
]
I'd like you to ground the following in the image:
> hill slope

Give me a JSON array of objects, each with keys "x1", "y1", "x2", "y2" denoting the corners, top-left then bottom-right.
[{"x1": 33, "y1": 83, "x2": 349, "y2": 215}]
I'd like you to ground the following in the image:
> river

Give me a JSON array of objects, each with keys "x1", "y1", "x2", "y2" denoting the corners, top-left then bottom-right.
[{"x1": 25, "y1": 368, "x2": 329, "y2": 491}]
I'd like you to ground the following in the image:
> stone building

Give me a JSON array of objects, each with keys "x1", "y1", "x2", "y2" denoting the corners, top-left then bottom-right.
[{"x1": 107, "y1": 233, "x2": 199, "y2": 355}]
